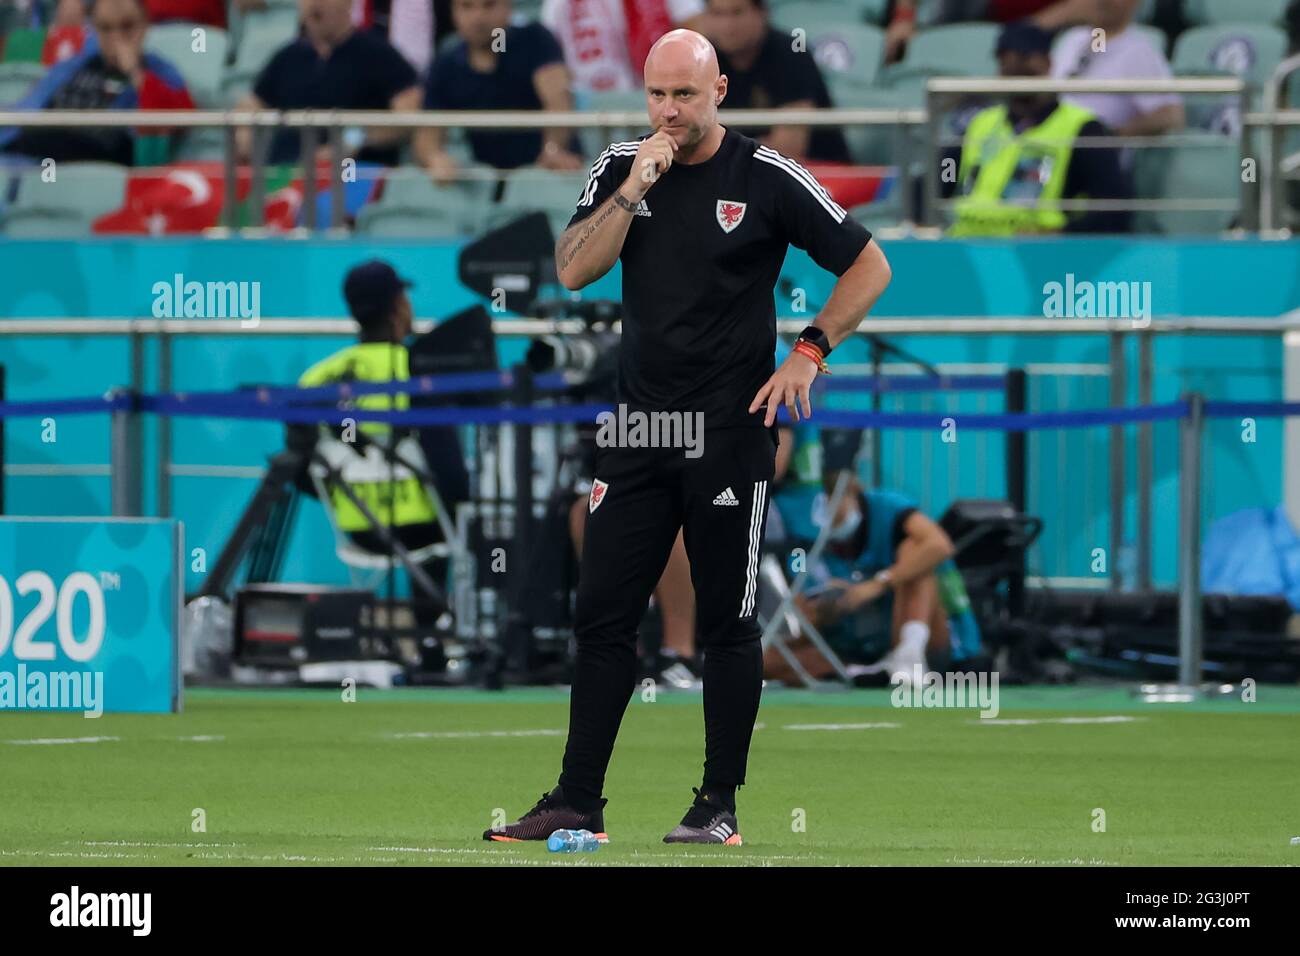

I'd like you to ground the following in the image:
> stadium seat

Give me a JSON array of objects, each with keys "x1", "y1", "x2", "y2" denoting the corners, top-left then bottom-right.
[
  {"x1": 875, "y1": 23, "x2": 999, "y2": 111},
  {"x1": 2, "y1": 27, "x2": 45, "y2": 63},
  {"x1": 174, "y1": 126, "x2": 228, "y2": 162},
  {"x1": 577, "y1": 89, "x2": 647, "y2": 161},
  {"x1": 0, "y1": 161, "x2": 129, "y2": 237},
  {"x1": 1172, "y1": 23, "x2": 1287, "y2": 91},
  {"x1": 770, "y1": 0, "x2": 887, "y2": 24},
  {"x1": 826, "y1": 81, "x2": 917, "y2": 165},
  {"x1": 353, "y1": 166, "x2": 496, "y2": 238},
  {"x1": 1131, "y1": 133, "x2": 1240, "y2": 234},
  {"x1": 217, "y1": 72, "x2": 253, "y2": 106},
  {"x1": 810, "y1": 23, "x2": 885, "y2": 88},
  {"x1": 219, "y1": 8, "x2": 300, "y2": 106},
  {"x1": 1131, "y1": 23, "x2": 1172, "y2": 57},
  {"x1": 0, "y1": 61, "x2": 44, "y2": 106},
  {"x1": 1172, "y1": 23, "x2": 1287, "y2": 130},
  {"x1": 228, "y1": 6, "x2": 298, "y2": 77},
  {"x1": 849, "y1": 190, "x2": 905, "y2": 232},
  {"x1": 894, "y1": 23, "x2": 999, "y2": 78},
  {"x1": 771, "y1": 2, "x2": 865, "y2": 34},
  {"x1": 226, "y1": 0, "x2": 299, "y2": 56},
  {"x1": 145, "y1": 23, "x2": 230, "y2": 108},
  {"x1": 513, "y1": 0, "x2": 543, "y2": 21},
  {"x1": 494, "y1": 166, "x2": 589, "y2": 238},
  {"x1": 1185, "y1": 0, "x2": 1287, "y2": 27}
]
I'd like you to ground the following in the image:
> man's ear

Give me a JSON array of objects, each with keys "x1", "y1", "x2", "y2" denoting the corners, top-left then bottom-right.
[{"x1": 716, "y1": 75, "x2": 728, "y2": 107}]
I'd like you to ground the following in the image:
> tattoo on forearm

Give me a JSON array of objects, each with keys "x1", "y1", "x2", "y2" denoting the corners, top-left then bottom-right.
[
  {"x1": 557, "y1": 194, "x2": 626, "y2": 272},
  {"x1": 612, "y1": 192, "x2": 637, "y2": 213}
]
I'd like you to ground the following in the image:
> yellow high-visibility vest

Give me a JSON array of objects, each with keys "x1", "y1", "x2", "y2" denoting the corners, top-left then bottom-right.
[
  {"x1": 298, "y1": 342, "x2": 436, "y2": 531},
  {"x1": 950, "y1": 101, "x2": 1096, "y2": 237}
]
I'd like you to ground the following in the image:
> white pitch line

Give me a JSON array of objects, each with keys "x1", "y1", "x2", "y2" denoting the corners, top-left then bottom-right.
[
  {"x1": 81, "y1": 840, "x2": 242, "y2": 848},
  {"x1": 370, "y1": 845, "x2": 524, "y2": 856},
  {"x1": 188, "y1": 851, "x2": 366, "y2": 864},
  {"x1": 4, "y1": 735, "x2": 120, "y2": 745},
  {"x1": 782, "y1": 722, "x2": 902, "y2": 731},
  {"x1": 387, "y1": 729, "x2": 566, "y2": 740},
  {"x1": 0, "y1": 849, "x2": 161, "y2": 861},
  {"x1": 4, "y1": 734, "x2": 225, "y2": 745},
  {"x1": 947, "y1": 856, "x2": 1116, "y2": 866},
  {"x1": 972, "y1": 716, "x2": 1144, "y2": 726},
  {"x1": 7, "y1": 845, "x2": 827, "y2": 866},
  {"x1": 369, "y1": 846, "x2": 830, "y2": 864}
]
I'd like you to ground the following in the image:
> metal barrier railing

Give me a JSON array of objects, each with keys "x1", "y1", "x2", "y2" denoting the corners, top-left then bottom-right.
[
  {"x1": 3, "y1": 314, "x2": 1297, "y2": 592},
  {"x1": 1260, "y1": 52, "x2": 1300, "y2": 232},
  {"x1": 2, "y1": 75, "x2": 1299, "y2": 231}
]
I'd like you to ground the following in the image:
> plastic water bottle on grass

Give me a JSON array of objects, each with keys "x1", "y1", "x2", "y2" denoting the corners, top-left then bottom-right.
[{"x1": 547, "y1": 829, "x2": 601, "y2": 853}]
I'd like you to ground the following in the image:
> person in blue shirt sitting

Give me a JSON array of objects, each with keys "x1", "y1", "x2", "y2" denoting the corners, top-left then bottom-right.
[{"x1": 764, "y1": 467, "x2": 984, "y2": 686}]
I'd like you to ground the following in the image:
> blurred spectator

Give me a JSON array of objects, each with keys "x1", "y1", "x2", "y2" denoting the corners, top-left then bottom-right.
[
  {"x1": 355, "y1": 0, "x2": 437, "y2": 76},
  {"x1": 433, "y1": 0, "x2": 453, "y2": 45},
  {"x1": 707, "y1": 0, "x2": 848, "y2": 163},
  {"x1": 764, "y1": 470, "x2": 982, "y2": 688},
  {"x1": 236, "y1": 0, "x2": 422, "y2": 166},
  {"x1": 942, "y1": 20, "x2": 1133, "y2": 234},
  {"x1": 884, "y1": 0, "x2": 917, "y2": 64},
  {"x1": 1051, "y1": 0, "x2": 1183, "y2": 138},
  {"x1": 541, "y1": 0, "x2": 707, "y2": 92},
  {"x1": 44, "y1": 1, "x2": 92, "y2": 64},
  {"x1": 142, "y1": 0, "x2": 238, "y2": 29},
  {"x1": 54, "y1": 0, "x2": 89, "y2": 21},
  {"x1": 0, "y1": 0, "x2": 195, "y2": 165},
  {"x1": 886, "y1": 0, "x2": 1101, "y2": 62},
  {"x1": 297, "y1": 259, "x2": 454, "y2": 628},
  {"x1": 415, "y1": 0, "x2": 582, "y2": 181},
  {"x1": 913, "y1": 0, "x2": 1096, "y2": 30}
]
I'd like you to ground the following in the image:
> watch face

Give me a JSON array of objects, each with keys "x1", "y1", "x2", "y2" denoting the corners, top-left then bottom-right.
[{"x1": 799, "y1": 328, "x2": 830, "y2": 352}]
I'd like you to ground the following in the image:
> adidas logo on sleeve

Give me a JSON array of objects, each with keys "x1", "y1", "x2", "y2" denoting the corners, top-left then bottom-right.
[{"x1": 712, "y1": 487, "x2": 741, "y2": 506}]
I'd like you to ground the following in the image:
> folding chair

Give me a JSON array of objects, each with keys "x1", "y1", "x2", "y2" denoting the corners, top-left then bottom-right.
[
  {"x1": 757, "y1": 469, "x2": 856, "y2": 687},
  {"x1": 308, "y1": 431, "x2": 466, "y2": 606}
]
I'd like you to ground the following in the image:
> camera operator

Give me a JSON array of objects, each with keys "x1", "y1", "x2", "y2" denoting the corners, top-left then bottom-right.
[{"x1": 297, "y1": 260, "x2": 452, "y2": 624}]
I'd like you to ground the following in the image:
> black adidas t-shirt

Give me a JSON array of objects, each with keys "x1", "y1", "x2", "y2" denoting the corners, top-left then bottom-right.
[{"x1": 568, "y1": 127, "x2": 872, "y2": 431}]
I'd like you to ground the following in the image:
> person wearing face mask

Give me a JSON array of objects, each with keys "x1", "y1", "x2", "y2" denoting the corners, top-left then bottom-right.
[
  {"x1": 941, "y1": 19, "x2": 1133, "y2": 236},
  {"x1": 763, "y1": 469, "x2": 984, "y2": 687}
]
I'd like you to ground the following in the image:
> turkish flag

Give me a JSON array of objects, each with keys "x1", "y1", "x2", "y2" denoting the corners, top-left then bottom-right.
[
  {"x1": 42, "y1": 26, "x2": 87, "y2": 66},
  {"x1": 92, "y1": 163, "x2": 243, "y2": 234}
]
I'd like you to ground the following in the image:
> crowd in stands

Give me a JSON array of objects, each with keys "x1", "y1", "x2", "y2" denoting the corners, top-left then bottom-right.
[{"x1": 2, "y1": 0, "x2": 1300, "y2": 234}]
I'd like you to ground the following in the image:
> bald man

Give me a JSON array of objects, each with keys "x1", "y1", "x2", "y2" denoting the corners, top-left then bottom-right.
[{"x1": 485, "y1": 29, "x2": 892, "y2": 846}]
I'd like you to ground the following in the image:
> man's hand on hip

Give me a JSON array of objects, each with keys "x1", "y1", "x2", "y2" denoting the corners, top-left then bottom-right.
[{"x1": 749, "y1": 351, "x2": 820, "y2": 427}]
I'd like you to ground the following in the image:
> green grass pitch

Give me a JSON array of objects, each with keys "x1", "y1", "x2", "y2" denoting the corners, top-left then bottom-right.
[{"x1": 3, "y1": 685, "x2": 1298, "y2": 866}]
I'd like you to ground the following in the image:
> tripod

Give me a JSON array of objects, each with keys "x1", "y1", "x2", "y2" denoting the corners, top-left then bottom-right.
[{"x1": 199, "y1": 424, "x2": 453, "y2": 614}]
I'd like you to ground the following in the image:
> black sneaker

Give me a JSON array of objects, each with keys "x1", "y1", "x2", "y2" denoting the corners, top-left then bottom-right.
[
  {"x1": 483, "y1": 787, "x2": 609, "y2": 843},
  {"x1": 662, "y1": 788, "x2": 742, "y2": 845}
]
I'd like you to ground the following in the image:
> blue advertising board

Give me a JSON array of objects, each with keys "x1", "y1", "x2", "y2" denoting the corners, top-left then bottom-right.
[{"x1": 0, "y1": 518, "x2": 182, "y2": 715}]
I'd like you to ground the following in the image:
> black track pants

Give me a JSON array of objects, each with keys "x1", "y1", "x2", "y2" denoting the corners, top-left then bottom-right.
[{"x1": 558, "y1": 425, "x2": 778, "y2": 805}]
